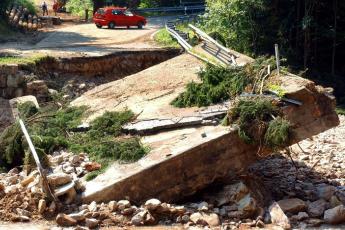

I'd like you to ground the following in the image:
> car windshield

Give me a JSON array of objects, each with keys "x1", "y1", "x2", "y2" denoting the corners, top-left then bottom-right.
[
  {"x1": 124, "y1": 10, "x2": 133, "y2": 16},
  {"x1": 96, "y1": 9, "x2": 105, "y2": 15}
]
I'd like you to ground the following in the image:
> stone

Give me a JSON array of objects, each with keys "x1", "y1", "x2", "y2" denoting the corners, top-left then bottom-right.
[
  {"x1": 306, "y1": 218, "x2": 323, "y2": 227},
  {"x1": 316, "y1": 184, "x2": 335, "y2": 201},
  {"x1": 85, "y1": 218, "x2": 99, "y2": 229},
  {"x1": 131, "y1": 210, "x2": 147, "y2": 226},
  {"x1": 9, "y1": 95, "x2": 39, "y2": 109},
  {"x1": 324, "y1": 205, "x2": 345, "y2": 224},
  {"x1": 88, "y1": 201, "x2": 98, "y2": 212},
  {"x1": 38, "y1": 199, "x2": 46, "y2": 214},
  {"x1": 269, "y1": 202, "x2": 291, "y2": 230},
  {"x1": 48, "y1": 201, "x2": 57, "y2": 213},
  {"x1": 277, "y1": 198, "x2": 306, "y2": 214},
  {"x1": 197, "y1": 201, "x2": 208, "y2": 211},
  {"x1": 144, "y1": 211, "x2": 156, "y2": 225},
  {"x1": 7, "y1": 74, "x2": 23, "y2": 88},
  {"x1": 145, "y1": 198, "x2": 162, "y2": 211},
  {"x1": 68, "y1": 211, "x2": 86, "y2": 222},
  {"x1": 56, "y1": 213, "x2": 77, "y2": 227},
  {"x1": 47, "y1": 173, "x2": 72, "y2": 187},
  {"x1": 212, "y1": 182, "x2": 249, "y2": 206},
  {"x1": 118, "y1": 200, "x2": 130, "y2": 210},
  {"x1": 190, "y1": 212, "x2": 220, "y2": 227},
  {"x1": 70, "y1": 155, "x2": 80, "y2": 165},
  {"x1": 20, "y1": 175, "x2": 35, "y2": 187},
  {"x1": 84, "y1": 162, "x2": 101, "y2": 172},
  {"x1": 307, "y1": 199, "x2": 328, "y2": 217},
  {"x1": 108, "y1": 200, "x2": 118, "y2": 212},
  {"x1": 237, "y1": 194, "x2": 257, "y2": 216},
  {"x1": 330, "y1": 195, "x2": 342, "y2": 208},
  {"x1": 7, "y1": 175, "x2": 18, "y2": 185},
  {"x1": 291, "y1": 212, "x2": 309, "y2": 221}
]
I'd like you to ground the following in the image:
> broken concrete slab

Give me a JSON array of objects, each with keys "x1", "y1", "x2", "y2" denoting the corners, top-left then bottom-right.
[{"x1": 81, "y1": 72, "x2": 339, "y2": 204}]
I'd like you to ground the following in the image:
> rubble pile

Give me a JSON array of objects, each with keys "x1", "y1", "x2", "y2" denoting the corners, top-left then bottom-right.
[{"x1": 250, "y1": 115, "x2": 345, "y2": 228}]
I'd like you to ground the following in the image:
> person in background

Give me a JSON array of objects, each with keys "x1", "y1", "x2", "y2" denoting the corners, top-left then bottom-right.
[
  {"x1": 53, "y1": 1, "x2": 58, "y2": 16},
  {"x1": 42, "y1": 1, "x2": 48, "y2": 16}
]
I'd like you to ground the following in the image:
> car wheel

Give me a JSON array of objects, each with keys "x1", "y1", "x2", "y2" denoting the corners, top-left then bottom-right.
[
  {"x1": 108, "y1": 22, "x2": 115, "y2": 29},
  {"x1": 137, "y1": 22, "x2": 144, "y2": 29},
  {"x1": 96, "y1": 24, "x2": 102, "y2": 29}
]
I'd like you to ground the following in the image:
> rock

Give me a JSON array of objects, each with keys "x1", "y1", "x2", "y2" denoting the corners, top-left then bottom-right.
[
  {"x1": 237, "y1": 194, "x2": 257, "y2": 216},
  {"x1": 48, "y1": 201, "x2": 57, "y2": 213},
  {"x1": 316, "y1": 184, "x2": 335, "y2": 201},
  {"x1": 56, "y1": 213, "x2": 77, "y2": 227},
  {"x1": 324, "y1": 205, "x2": 345, "y2": 224},
  {"x1": 47, "y1": 173, "x2": 72, "y2": 187},
  {"x1": 16, "y1": 208, "x2": 31, "y2": 217},
  {"x1": 38, "y1": 199, "x2": 46, "y2": 214},
  {"x1": 9, "y1": 95, "x2": 39, "y2": 109},
  {"x1": 131, "y1": 210, "x2": 147, "y2": 226},
  {"x1": 84, "y1": 162, "x2": 101, "y2": 172},
  {"x1": 88, "y1": 201, "x2": 97, "y2": 212},
  {"x1": 7, "y1": 175, "x2": 18, "y2": 185},
  {"x1": 8, "y1": 168, "x2": 19, "y2": 174},
  {"x1": 306, "y1": 218, "x2": 323, "y2": 227},
  {"x1": 197, "y1": 201, "x2": 208, "y2": 211},
  {"x1": 51, "y1": 155, "x2": 63, "y2": 165},
  {"x1": 68, "y1": 211, "x2": 86, "y2": 222},
  {"x1": 20, "y1": 175, "x2": 35, "y2": 187},
  {"x1": 190, "y1": 212, "x2": 220, "y2": 227},
  {"x1": 145, "y1": 198, "x2": 162, "y2": 211},
  {"x1": 269, "y1": 202, "x2": 291, "y2": 230},
  {"x1": 144, "y1": 211, "x2": 156, "y2": 225},
  {"x1": 212, "y1": 182, "x2": 249, "y2": 206},
  {"x1": 108, "y1": 200, "x2": 118, "y2": 212},
  {"x1": 307, "y1": 199, "x2": 328, "y2": 217},
  {"x1": 118, "y1": 200, "x2": 130, "y2": 210},
  {"x1": 85, "y1": 218, "x2": 99, "y2": 229},
  {"x1": 291, "y1": 212, "x2": 309, "y2": 221},
  {"x1": 70, "y1": 155, "x2": 80, "y2": 165},
  {"x1": 277, "y1": 198, "x2": 306, "y2": 214},
  {"x1": 330, "y1": 195, "x2": 342, "y2": 208},
  {"x1": 5, "y1": 185, "x2": 19, "y2": 194}
]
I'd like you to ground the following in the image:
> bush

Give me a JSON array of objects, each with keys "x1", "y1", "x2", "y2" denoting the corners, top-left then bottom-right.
[
  {"x1": 66, "y1": 0, "x2": 93, "y2": 18},
  {"x1": 171, "y1": 64, "x2": 251, "y2": 107},
  {"x1": 264, "y1": 117, "x2": 290, "y2": 149}
]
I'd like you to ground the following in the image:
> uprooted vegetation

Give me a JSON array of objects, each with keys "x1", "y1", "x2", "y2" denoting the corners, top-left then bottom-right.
[
  {"x1": 0, "y1": 102, "x2": 147, "y2": 179},
  {"x1": 171, "y1": 56, "x2": 277, "y2": 108},
  {"x1": 226, "y1": 98, "x2": 291, "y2": 153}
]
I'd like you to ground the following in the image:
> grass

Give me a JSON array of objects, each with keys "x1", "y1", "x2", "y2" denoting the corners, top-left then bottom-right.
[
  {"x1": 0, "y1": 55, "x2": 54, "y2": 65},
  {"x1": 154, "y1": 28, "x2": 180, "y2": 48},
  {"x1": 0, "y1": 102, "x2": 148, "y2": 179}
]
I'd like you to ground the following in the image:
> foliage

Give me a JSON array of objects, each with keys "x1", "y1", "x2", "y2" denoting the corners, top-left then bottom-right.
[
  {"x1": 15, "y1": 0, "x2": 36, "y2": 14},
  {"x1": 171, "y1": 57, "x2": 276, "y2": 108},
  {"x1": 268, "y1": 84, "x2": 287, "y2": 98},
  {"x1": 66, "y1": 0, "x2": 93, "y2": 17},
  {"x1": 154, "y1": 28, "x2": 179, "y2": 48},
  {"x1": 264, "y1": 117, "x2": 290, "y2": 149},
  {"x1": 0, "y1": 104, "x2": 147, "y2": 177},
  {"x1": 18, "y1": 101, "x2": 38, "y2": 118},
  {"x1": 227, "y1": 98, "x2": 290, "y2": 150},
  {"x1": 202, "y1": 0, "x2": 265, "y2": 55}
]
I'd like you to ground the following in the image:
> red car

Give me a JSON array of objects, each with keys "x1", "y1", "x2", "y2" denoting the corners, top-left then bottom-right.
[{"x1": 93, "y1": 7, "x2": 147, "y2": 29}]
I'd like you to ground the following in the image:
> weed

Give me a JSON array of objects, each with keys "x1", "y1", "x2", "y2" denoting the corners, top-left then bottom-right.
[
  {"x1": 268, "y1": 84, "x2": 287, "y2": 98},
  {"x1": 0, "y1": 55, "x2": 54, "y2": 65},
  {"x1": 154, "y1": 28, "x2": 180, "y2": 48}
]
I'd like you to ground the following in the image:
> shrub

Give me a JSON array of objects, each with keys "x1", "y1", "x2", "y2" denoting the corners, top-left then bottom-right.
[{"x1": 264, "y1": 117, "x2": 290, "y2": 149}]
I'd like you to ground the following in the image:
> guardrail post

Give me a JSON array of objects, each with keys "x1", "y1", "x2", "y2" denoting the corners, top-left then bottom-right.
[{"x1": 275, "y1": 44, "x2": 280, "y2": 76}]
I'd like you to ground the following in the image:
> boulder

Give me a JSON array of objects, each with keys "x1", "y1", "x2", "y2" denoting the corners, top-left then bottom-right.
[
  {"x1": 118, "y1": 200, "x2": 131, "y2": 210},
  {"x1": 131, "y1": 210, "x2": 147, "y2": 226},
  {"x1": 269, "y1": 202, "x2": 291, "y2": 230},
  {"x1": 190, "y1": 212, "x2": 220, "y2": 227},
  {"x1": 47, "y1": 173, "x2": 72, "y2": 187},
  {"x1": 237, "y1": 194, "x2": 257, "y2": 217},
  {"x1": 277, "y1": 198, "x2": 306, "y2": 214},
  {"x1": 108, "y1": 200, "x2": 118, "y2": 212},
  {"x1": 324, "y1": 205, "x2": 345, "y2": 224},
  {"x1": 307, "y1": 199, "x2": 328, "y2": 218},
  {"x1": 316, "y1": 184, "x2": 336, "y2": 201},
  {"x1": 145, "y1": 198, "x2": 162, "y2": 211},
  {"x1": 56, "y1": 213, "x2": 77, "y2": 227}
]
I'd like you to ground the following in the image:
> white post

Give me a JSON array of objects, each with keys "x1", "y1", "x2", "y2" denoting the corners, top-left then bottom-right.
[
  {"x1": 19, "y1": 119, "x2": 57, "y2": 201},
  {"x1": 275, "y1": 44, "x2": 280, "y2": 76}
]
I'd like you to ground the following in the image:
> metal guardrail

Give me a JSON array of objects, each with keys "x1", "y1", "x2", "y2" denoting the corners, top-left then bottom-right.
[
  {"x1": 188, "y1": 24, "x2": 237, "y2": 66},
  {"x1": 134, "y1": 5, "x2": 205, "y2": 13}
]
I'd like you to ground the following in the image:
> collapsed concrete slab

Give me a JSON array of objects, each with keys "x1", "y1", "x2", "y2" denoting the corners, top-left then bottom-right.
[{"x1": 79, "y1": 69, "x2": 339, "y2": 204}]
